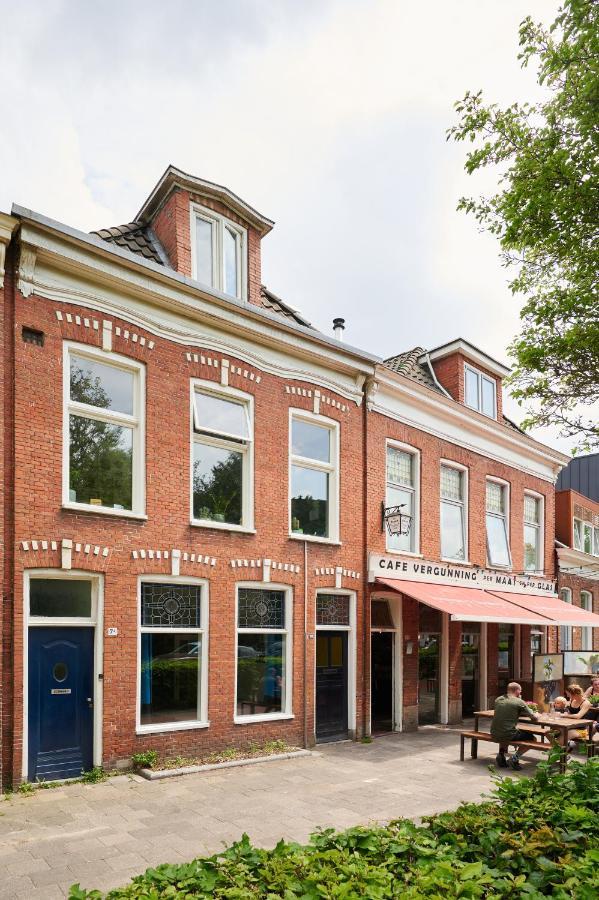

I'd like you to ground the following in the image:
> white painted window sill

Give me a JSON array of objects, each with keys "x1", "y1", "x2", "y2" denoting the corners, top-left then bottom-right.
[
  {"x1": 136, "y1": 720, "x2": 210, "y2": 735},
  {"x1": 440, "y1": 558, "x2": 473, "y2": 566},
  {"x1": 384, "y1": 549, "x2": 423, "y2": 558},
  {"x1": 234, "y1": 713, "x2": 294, "y2": 725},
  {"x1": 190, "y1": 520, "x2": 256, "y2": 534},
  {"x1": 289, "y1": 534, "x2": 341, "y2": 546},
  {"x1": 62, "y1": 503, "x2": 148, "y2": 521}
]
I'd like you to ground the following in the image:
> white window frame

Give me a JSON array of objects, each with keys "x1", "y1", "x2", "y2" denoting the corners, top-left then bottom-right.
[
  {"x1": 289, "y1": 409, "x2": 340, "y2": 544},
  {"x1": 464, "y1": 363, "x2": 497, "y2": 419},
  {"x1": 440, "y1": 460, "x2": 469, "y2": 563},
  {"x1": 594, "y1": 525, "x2": 599, "y2": 557},
  {"x1": 560, "y1": 587, "x2": 573, "y2": 651},
  {"x1": 136, "y1": 575, "x2": 209, "y2": 734},
  {"x1": 485, "y1": 476, "x2": 512, "y2": 570},
  {"x1": 580, "y1": 591, "x2": 593, "y2": 652},
  {"x1": 582, "y1": 522, "x2": 594, "y2": 555},
  {"x1": 523, "y1": 490, "x2": 544, "y2": 574},
  {"x1": 190, "y1": 202, "x2": 247, "y2": 301},
  {"x1": 22, "y1": 569, "x2": 104, "y2": 779},
  {"x1": 190, "y1": 379, "x2": 255, "y2": 533},
  {"x1": 573, "y1": 518, "x2": 583, "y2": 550},
  {"x1": 385, "y1": 440, "x2": 420, "y2": 556},
  {"x1": 234, "y1": 582, "x2": 293, "y2": 724},
  {"x1": 315, "y1": 589, "x2": 357, "y2": 736},
  {"x1": 62, "y1": 342, "x2": 146, "y2": 519}
]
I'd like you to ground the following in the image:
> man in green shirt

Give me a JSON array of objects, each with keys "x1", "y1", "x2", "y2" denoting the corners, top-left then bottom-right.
[{"x1": 491, "y1": 682, "x2": 539, "y2": 770}]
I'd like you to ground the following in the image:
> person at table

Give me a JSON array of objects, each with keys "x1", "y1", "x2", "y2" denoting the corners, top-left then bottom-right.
[
  {"x1": 583, "y1": 677, "x2": 599, "y2": 700},
  {"x1": 491, "y1": 682, "x2": 539, "y2": 770},
  {"x1": 564, "y1": 683, "x2": 597, "y2": 747},
  {"x1": 553, "y1": 696, "x2": 568, "y2": 713}
]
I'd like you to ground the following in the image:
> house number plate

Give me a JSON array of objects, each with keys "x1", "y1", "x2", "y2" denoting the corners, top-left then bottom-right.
[{"x1": 51, "y1": 688, "x2": 71, "y2": 695}]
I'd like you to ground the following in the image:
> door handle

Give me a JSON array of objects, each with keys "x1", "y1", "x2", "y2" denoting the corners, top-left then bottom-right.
[{"x1": 87, "y1": 697, "x2": 93, "y2": 708}]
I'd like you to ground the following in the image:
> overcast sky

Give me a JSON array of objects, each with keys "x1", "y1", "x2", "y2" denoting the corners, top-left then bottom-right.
[{"x1": 1, "y1": 0, "x2": 572, "y2": 454}]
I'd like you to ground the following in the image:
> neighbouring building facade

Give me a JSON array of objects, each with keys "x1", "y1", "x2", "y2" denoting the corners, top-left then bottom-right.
[{"x1": 0, "y1": 166, "x2": 597, "y2": 788}]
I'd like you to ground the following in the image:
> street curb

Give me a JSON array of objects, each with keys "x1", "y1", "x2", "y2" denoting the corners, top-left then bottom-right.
[{"x1": 138, "y1": 749, "x2": 314, "y2": 780}]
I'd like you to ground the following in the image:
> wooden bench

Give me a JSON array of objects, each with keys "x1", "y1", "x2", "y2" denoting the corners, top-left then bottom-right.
[{"x1": 459, "y1": 731, "x2": 555, "y2": 763}]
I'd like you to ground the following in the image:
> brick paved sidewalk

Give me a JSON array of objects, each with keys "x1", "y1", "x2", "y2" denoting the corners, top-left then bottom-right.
[{"x1": 0, "y1": 729, "x2": 524, "y2": 898}]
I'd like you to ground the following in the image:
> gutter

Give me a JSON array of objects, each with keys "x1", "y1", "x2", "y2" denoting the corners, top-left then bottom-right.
[{"x1": 421, "y1": 351, "x2": 452, "y2": 399}]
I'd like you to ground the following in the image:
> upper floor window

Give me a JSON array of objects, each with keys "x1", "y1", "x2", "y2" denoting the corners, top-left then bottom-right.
[
  {"x1": 192, "y1": 384, "x2": 253, "y2": 529},
  {"x1": 290, "y1": 413, "x2": 338, "y2": 541},
  {"x1": 464, "y1": 364, "x2": 496, "y2": 418},
  {"x1": 560, "y1": 588, "x2": 573, "y2": 651},
  {"x1": 524, "y1": 493, "x2": 543, "y2": 572},
  {"x1": 486, "y1": 480, "x2": 511, "y2": 568},
  {"x1": 192, "y1": 204, "x2": 247, "y2": 300},
  {"x1": 440, "y1": 464, "x2": 467, "y2": 561},
  {"x1": 64, "y1": 344, "x2": 145, "y2": 516},
  {"x1": 386, "y1": 443, "x2": 419, "y2": 554}
]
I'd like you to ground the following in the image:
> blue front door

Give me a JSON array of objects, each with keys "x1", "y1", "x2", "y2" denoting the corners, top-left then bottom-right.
[{"x1": 28, "y1": 627, "x2": 94, "y2": 781}]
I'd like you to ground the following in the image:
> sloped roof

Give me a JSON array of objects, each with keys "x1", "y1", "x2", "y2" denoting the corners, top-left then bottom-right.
[
  {"x1": 91, "y1": 222, "x2": 167, "y2": 266},
  {"x1": 259, "y1": 286, "x2": 313, "y2": 329}
]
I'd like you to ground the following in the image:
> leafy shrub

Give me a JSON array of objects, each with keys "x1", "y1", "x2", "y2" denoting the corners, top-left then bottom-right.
[
  {"x1": 70, "y1": 757, "x2": 599, "y2": 898},
  {"x1": 81, "y1": 767, "x2": 107, "y2": 784},
  {"x1": 131, "y1": 750, "x2": 158, "y2": 770}
]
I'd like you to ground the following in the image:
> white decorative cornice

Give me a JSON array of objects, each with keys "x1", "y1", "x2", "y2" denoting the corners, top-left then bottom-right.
[
  {"x1": 17, "y1": 243, "x2": 37, "y2": 297},
  {"x1": 557, "y1": 546, "x2": 599, "y2": 581},
  {"x1": 0, "y1": 213, "x2": 18, "y2": 289},
  {"x1": 365, "y1": 377, "x2": 379, "y2": 411}
]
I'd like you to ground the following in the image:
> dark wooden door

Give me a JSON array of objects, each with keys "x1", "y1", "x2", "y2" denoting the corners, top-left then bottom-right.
[{"x1": 316, "y1": 631, "x2": 348, "y2": 742}]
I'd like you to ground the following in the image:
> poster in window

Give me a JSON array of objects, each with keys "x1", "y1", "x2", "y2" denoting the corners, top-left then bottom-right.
[
  {"x1": 563, "y1": 651, "x2": 599, "y2": 676},
  {"x1": 532, "y1": 653, "x2": 564, "y2": 711}
]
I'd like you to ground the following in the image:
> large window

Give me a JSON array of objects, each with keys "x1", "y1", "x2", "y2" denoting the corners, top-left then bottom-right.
[
  {"x1": 139, "y1": 580, "x2": 207, "y2": 731},
  {"x1": 524, "y1": 493, "x2": 543, "y2": 572},
  {"x1": 192, "y1": 204, "x2": 246, "y2": 300},
  {"x1": 236, "y1": 587, "x2": 291, "y2": 721},
  {"x1": 440, "y1": 464, "x2": 467, "y2": 561},
  {"x1": 65, "y1": 345, "x2": 144, "y2": 515},
  {"x1": 486, "y1": 480, "x2": 511, "y2": 568},
  {"x1": 560, "y1": 588, "x2": 573, "y2": 651},
  {"x1": 464, "y1": 364, "x2": 496, "y2": 418},
  {"x1": 192, "y1": 385, "x2": 253, "y2": 529},
  {"x1": 290, "y1": 413, "x2": 338, "y2": 541},
  {"x1": 581, "y1": 591, "x2": 593, "y2": 651},
  {"x1": 386, "y1": 444, "x2": 418, "y2": 553}
]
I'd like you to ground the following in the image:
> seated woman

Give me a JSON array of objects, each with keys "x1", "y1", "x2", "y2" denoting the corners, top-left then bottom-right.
[
  {"x1": 564, "y1": 684, "x2": 597, "y2": 748},
  {"x1": 583, "y1": 677, "x2": 599, "y2": 700}
]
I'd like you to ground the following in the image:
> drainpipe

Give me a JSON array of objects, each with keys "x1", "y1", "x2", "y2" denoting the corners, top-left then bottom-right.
[
  {"x1": 422, "y1": 352, "x2": 452, "y2": 399},
  {"x1": 362, "y1": 391, "x2": 369, "y2": 739},
  {"x1": 303, "y1": 539, "x2": 308, "y2": 749}
]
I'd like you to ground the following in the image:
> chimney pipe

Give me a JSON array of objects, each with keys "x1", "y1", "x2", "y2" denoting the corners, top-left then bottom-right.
[{"x1": 333, "y1": 317, "x2": 345, "y2": 341}]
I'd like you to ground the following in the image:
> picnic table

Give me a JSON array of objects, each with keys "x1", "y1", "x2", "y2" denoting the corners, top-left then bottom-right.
[{"x1": 474, "y1": 709, "x2": 596, "y2": 749}]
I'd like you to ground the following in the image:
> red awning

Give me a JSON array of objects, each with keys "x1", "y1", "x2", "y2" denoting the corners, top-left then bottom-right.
[
  {"x1": 376, "y1": 579, "x2": 553, "y2": 624},
  {"x1": 489, "y1": 591, "x2": 599, "y2": 627}
]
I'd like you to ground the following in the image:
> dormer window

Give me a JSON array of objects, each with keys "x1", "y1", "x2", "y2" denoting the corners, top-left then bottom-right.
[
  {"x1": 191, "y1": 203, "x2": 247, "y2": 300},
  {"x1": 464, "y1": 364, "x2": 496, "y2": 418}
]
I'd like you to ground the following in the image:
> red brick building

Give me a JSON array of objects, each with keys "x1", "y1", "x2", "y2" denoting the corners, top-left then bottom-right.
[
  {"x1": 555, "y1": 487, "x2": 599, "y2": 653},
  {"x1": 0, "y1": 166, "x2": 596, "y2": 788}
]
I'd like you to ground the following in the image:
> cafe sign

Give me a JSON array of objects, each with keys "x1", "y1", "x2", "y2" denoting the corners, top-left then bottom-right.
[{"x1": 369, "y1": 553, "x2": 556, "y2": 596}]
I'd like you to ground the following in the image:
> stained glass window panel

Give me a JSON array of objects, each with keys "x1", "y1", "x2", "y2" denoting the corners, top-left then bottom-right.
[
  {"x1": 440, "y1": 466, "x2": 462, "y2": 501},
  {"x1": 141, "y1": 583, "x2": 202, "y2": 628},
  {"x1": 486, "y1": 481, "x2": 504, "y2": 514},
  {"x1": 316, "y1": 594, "x2": 350, "y2": 626},
  {"x1": 387, "y1": 448, "x2": 412, "y2": 486},
  {"x1": 238, "y1": 589, "x2": 285, "y2": 629},
  {"x1": 524, "y1": 495, "x2": 539, "y2": 524}
]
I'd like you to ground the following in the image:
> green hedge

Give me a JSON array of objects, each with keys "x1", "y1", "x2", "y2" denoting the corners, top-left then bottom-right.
[{"x1": 70, "y1": 757, "x2": 599, "y2": 898}]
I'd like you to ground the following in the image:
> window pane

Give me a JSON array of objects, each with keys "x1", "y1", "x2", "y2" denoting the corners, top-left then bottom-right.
[
  {"x1": 441, "y1": 501, "x2": 465, "y2": 559},
  {"x1": 194, "y1": 392, "x2": 249, "y2": 440},
  {"x1": 316, "y1": 594, "x2": 350, "y2": 626},
  {"x1": 193, "y1": 442, "x2": 242, "y2": 524},
  {"x1": 69, "y1": 414, "x2": 133, "y2": 509},
  {"x1": 30, "y1": 579, "x2": 92, "y2": 617},
  {"x1": 440, "y1": 466, "x2": 462, "y2": 501},
  {"x1": 386, "y1": 484, "x2": 413, "y2": 552},
  {"x1": 238, "y1": 588, "x2": 285, "y2": 628},
  {"x1": 594, "y1": 527, "x2": 599, "y2": 556},
  {"x1": 481, "y1": 377, "x2": 495, "y2": 417},
  {"x1": 224, "y1": 226, "x2": 238, "y2": 297},
  {"x1": 524, "y1": 495, "x2": 539, "y2": 524},
  {"x1": 584, "y1": 524, "x2": 593, "y2": 554},
  {"x1": 195, "y1": 217, "x2": 214, "y2": 286},
  {"x1": 387, "y1": 447, "x2": 412, "y2": 486},
  {"x1": 573, "y1": 519, "x2": 583, "y2": 550},
  {"x1": 486, "y1": 482, "x2": 504, "y2": 514},
  {"x1": 465, "y1": 369, "x2": 479, "y2": 409},
  {"x1": 70, "y1": 355, "x2": 134, "y2": 415},
  {"x1": 291, "y1": 465, "x2": 328, "y2": 536},
  {"x1": 487, "y1": 514, "x2": 511, "y2": 566},
  {"x1": 140, "y1": 633, "x2": 200, "y2": 725},
  {"x1": 236, "y1": 633, "x2": 285, "y2": 716},
  {"x1": 141, "y1": 583, "x2": 201, "y2": 628},
  {"x1": 292, "y1": 419, "x2": 330, "y2": 462},
  {"x1": 524, "y1": 524, "x2": 539, "y2": 571}
]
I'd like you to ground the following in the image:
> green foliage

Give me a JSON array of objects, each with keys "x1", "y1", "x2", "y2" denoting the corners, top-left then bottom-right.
[
  {"x1": 17, "y1": 781, "x2": 34, "y2": 795},
  {"x1": 448, "y1": 0, "x2": 599, "y2": 451},
  {"x1": 81, "y1": 767, "x2": 107, "y2": 784},
  {"x1": 131, "y1": 750, "x2": 158, "y2": 770},
  {"x1": 70, "y1": 758, "x2": 599, "y2": 898}
]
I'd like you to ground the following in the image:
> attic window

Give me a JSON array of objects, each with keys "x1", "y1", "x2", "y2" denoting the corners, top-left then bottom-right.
[
  {"x1": 22, "y1": 327, "x2": 44, "y2": 347},
  {"x1": 191, "y1": 203, "x2": 247, "y2": 301},
  {"x1": 464, "y1": 364, "x2": 496, "y2": 418}
]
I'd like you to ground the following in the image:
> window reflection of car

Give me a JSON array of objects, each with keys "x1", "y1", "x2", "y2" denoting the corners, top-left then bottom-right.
[
  {"x1": 238, "y1": 645, "x2": 260, "y2": 658},
  {"x1": 154, "y1": 642, "x2": 199, "y2": 661}
]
